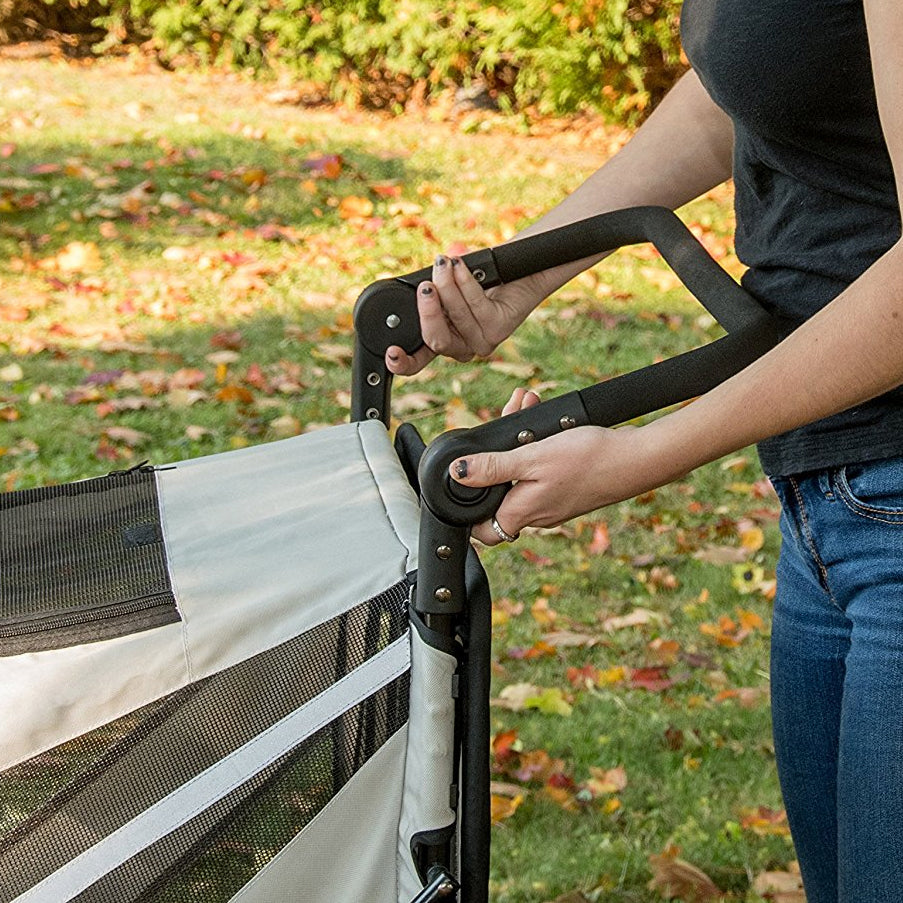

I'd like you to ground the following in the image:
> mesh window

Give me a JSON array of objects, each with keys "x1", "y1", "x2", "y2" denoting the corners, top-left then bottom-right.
[
  {"x1": 77, "y1": 673, "x2": 410, "y2": 903},
  {"x1": 0, "y1": 579, "x2": 410, "y2": 903},
  {"x1": 0, "y1": 469, "x2": 178, "y2": 656}
]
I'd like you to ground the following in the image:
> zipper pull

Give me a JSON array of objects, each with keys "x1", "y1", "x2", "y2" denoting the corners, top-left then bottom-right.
[{"x1": 106, "y1": 460, "x2": 154, "y2": 476}]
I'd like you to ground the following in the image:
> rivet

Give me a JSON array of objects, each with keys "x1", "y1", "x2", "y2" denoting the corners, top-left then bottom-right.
[
  {"x1": 386, "y1": 314, "x2": 401, "y2": 329},
  {"x1": 367, "y1": 372, "x2": 381, "y2": 386},
  {"x1": 436, "y1": 545, "x2": 452, "y2": 560},
  {"x1": 559, "y1": 415, "x2": 577, "y2": 430},
  {"x1": 472, "y1": 268, "x2": 487, "y2": 283},
  {"x1": 438, "y1": 880, "x2": 455, "y2": 896},
  {"x1": 517, "y1": 429, "x2": 535, "y2": 445},
  {"x1": 434, "y1": 586, "x2": 453, "y2": 603},
  {"x1": 365, "y1": 407, "x2": 380, "y2": 420}
]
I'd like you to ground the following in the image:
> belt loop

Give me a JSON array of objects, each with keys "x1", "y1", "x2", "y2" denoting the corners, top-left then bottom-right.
[{"x1": 817, "y1": 469, "x2": 834, "y2": 499}]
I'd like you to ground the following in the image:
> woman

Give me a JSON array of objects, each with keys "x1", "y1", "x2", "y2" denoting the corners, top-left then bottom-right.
[{"x1": 386, "y1": 2, "x2": 903, "y2": 900}]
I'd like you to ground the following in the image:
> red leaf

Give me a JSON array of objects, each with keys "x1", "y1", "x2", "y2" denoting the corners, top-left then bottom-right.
[
  {"x1": 629, "y1": 666, "x2": 679, "y2": 693},
  {"x1": 520, "y1": 549, "x2": 554, "y2": 567},
  {"x1": 492, "y1": 729, "x2": 519, "y2": 763}
]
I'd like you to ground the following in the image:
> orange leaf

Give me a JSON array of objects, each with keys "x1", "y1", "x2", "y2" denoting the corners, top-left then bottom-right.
[
  {"x1": 215, "y1": 385, "x2": 254, "y2": 404},
  {"x1": 492, "y1": 729, "x2": 519, "y2": 762},
  {"x1": 490, "y1": 793, "x2": 523, "y2": 825},
  {"x1": 338, "y1": 195, "x2": 374, "y2": 219},
  {"x1": 587, "y1": 522, "x2": 611, "y2": 555}
]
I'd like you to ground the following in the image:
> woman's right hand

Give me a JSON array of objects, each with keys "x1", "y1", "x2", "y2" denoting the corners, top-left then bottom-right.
[{"x1": 385, "y1": 253, "x2": 546, "y2": 376}]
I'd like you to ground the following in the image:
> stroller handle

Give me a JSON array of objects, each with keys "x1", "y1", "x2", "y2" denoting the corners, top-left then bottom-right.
[{"x1": 351, "y1": 205, "x2": 777, "y2": 424}]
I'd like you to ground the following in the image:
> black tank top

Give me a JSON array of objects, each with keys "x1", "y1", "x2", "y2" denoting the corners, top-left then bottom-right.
[{"x1": 681, "y1": 0, "x2": 903, "y2": 475}]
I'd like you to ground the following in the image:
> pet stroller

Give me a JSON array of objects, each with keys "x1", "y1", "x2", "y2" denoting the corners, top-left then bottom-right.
[{"x1": 0, "y1": 207, "x2": 779, "y2": 903}]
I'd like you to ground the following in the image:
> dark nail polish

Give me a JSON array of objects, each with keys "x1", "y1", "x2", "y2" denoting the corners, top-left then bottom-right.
[
  {"x1": 454, "y1": 459, "x2": 468, "y2": 479},
  {"x1": 435, "y1": 255, "x2": 447, "y2": 267},
  {"x1": 421, "y1": 285, "x2": 433, "y2": 295},
  {"x1": 387, "y1": 351, "x2": 399, "y2": 362},
  {"x1": 451, "y1": 257, "x2": 460, "y2": 267}
]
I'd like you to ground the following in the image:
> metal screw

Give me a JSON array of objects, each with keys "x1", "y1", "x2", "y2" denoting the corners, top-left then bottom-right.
[
  {"x1": 559, "y1": 415, "x2": 577, "y2": 430},
  {"x1": 386, "y1": 313, "x2": 401, "y2": 329},
  {"x1": 434, "y1": 586, "x2": 452, "y2": 603},
  {"x1": 436, "y1": 545, "x2": 452, "y2": 560},
  {"x1": 517, "y1": 429, "x2": 535, "y2": 444},
  {"x1": 472, "y1": 268, "x2": 487, "y2": 283},
  {"x1": 438, "y1": 880, "x2": 455, "y2": 897},
  {"x1": 367, "y1": 372, "x2": 381, "y2": 386},
  {"x1": 365, "y1": 407, "x2": 380, "y2": 420}
]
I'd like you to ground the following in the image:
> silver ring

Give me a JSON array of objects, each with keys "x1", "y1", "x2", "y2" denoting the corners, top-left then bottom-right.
[{"x1": 490, "y1": 516, "x2": 520, "y2": 543}]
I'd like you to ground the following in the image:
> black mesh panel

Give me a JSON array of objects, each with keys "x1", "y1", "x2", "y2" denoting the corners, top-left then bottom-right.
[
  {"x1": 77, "y1": 674, "x2": 410, "y2": 903},
  {"x1": 0, "y1": 469, "x2": 178, "y2": 655},
  {"x1": 0, "y1": 579, "x2": 410, "y2": 903}
]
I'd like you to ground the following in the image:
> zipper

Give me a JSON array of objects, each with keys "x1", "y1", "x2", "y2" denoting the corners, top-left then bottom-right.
[{"x1": 0, "y1": 593, "x2": 176, "y2": 640}]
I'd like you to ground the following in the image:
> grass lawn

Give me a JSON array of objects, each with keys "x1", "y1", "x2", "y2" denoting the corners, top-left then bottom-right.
[{"x1": 0, "y1": 55, "x2": 798, "y2": 902}]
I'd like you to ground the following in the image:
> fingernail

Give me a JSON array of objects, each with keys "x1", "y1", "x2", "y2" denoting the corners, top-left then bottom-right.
[
  {"x1": 421, "y1": 285, "x2": 433, "y2": 295},
  {"x1": 435, "y1": 255, "x2": 447, "y2": 267},
  {"x1": 450, "y1": 257, "x2": 460, "y2": 267},
  {"x1": 454, "y1": 459, "x2": 468, "y2": 479},
  {"x1": 387, "y1": 351, "x2": 399, "y2": 362}
]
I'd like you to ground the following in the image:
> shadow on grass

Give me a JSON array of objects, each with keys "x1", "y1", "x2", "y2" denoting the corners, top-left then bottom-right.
[{"x1": 0, "y1": 131, "x2": 429, "y2": 261}]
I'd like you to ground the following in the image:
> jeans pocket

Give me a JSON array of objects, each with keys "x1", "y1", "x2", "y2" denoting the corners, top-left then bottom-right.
[{"x1": 835, "y1": 454, "x2": 903, "y2": 522}]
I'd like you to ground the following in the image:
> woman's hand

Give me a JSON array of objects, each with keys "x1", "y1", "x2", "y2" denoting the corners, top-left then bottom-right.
[
  {"x1": 385, "y1": 255, "x2": 546, "y2": 376},
  {"x1": 449, "y1": 410, "x2": 689, "y2": 546}
]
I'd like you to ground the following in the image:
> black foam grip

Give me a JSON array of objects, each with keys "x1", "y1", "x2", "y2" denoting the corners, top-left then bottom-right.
[
  {"x1": 578, "y1": 315, "x2": 781, "y2": 428},
  {"x1": 490, "y1": 206, "x2": 765, "y2": 333}
]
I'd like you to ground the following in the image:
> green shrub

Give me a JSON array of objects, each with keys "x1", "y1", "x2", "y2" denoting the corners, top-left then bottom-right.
[{"x1": 13, "y1": 0, "x2": 687, "y2": 121}]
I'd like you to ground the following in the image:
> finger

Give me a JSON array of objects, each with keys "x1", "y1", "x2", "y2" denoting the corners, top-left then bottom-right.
[
  {"x1": 416, "y1": 282, "x2": 470, "y2": 362},
  {"x1": 471, "y1": 485, "x2": 532, "y2": 545},
  {"x1": 386, "y1": 342, "x2": 435, "y2": 375},
  {"x1": 449, "y1": 447, "x2": 529, "y2": 489},
  {"x1": 432, "y1": 255, "x2": 487, "y2": 355},
  {"x1": 501, "y1": 388, "x2": 541, "y2": 416}
]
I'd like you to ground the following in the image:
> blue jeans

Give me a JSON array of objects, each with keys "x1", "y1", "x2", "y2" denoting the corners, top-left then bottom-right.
[{"x1": 770, "y1": 454, "x2": 903, "y2": 903}]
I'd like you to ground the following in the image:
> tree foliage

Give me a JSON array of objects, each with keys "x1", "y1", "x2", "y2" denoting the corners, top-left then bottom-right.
[{"x1": 2, "y1": 0, "x2": 686, "y2": 121}]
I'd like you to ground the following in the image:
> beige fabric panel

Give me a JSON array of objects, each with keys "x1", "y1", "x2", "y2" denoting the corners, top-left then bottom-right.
[
  {"x1": 397, "y1": 626, "x2": 458, "y2": 900},
  {"x1": 158, "y1": 421, "x2": 419, "y2": 681},
  {"x1": 0, "y1": 622, "x2": 188, "y2": 772},
  {"x1": 229, "y1": 726, "x2": 408, "y2": 903}
]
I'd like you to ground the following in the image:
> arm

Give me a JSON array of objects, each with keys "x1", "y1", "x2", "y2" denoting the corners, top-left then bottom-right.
[
  {"x1": 387, "y1": 69, "x2": 734, "y2": 375},
  {"x1": 453, "y1": 0, "x2": 903, "y2": 544}
]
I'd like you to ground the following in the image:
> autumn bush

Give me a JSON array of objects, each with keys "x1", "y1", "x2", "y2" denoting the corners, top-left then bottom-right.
[{"x1": 10, "y1": 0, "x2": 686, "y2": 122}]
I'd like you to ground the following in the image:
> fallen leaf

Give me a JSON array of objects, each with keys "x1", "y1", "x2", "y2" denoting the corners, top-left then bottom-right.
[
  {"x1": 542, "y1": 630, "x2": 599, "y2": 648},
  {"x1": 587, "y1": 522, "x2": 611, "y2": 555},
  {"x1": 338, "y1": 195, "x2": 374, "y2": 219},
  {"x1": 530, "y1": 597, "x2": 557, "y2": 628},
  {"x1": 490, "y1": 793, "x2": 523, "y2": 825},
  {"x1": 693, "y1": 544, "x2": 750, "y2": 565},
  {"x1": 493, "y1": 682, "x2": 541, "y2": 711},
  {"x1": 102, "y1": 426, "x2": 149, "y2": 447},
  {"x1": 752, "y1": 865, "x2": 805, "y2": 902},
  {"x1": 740, "y1": 806, "x2": 791, "y2": 836},
  {"x1": 0, "y1": 363, "x2": 24, "y2": 382},
  {"x1": 524, "y1": 688, "x2": 573, "y2": 717},
  {"x1": 647, "y1": 850, "x2": 723, "y2": 901},
  {"x1": 585, "y1": 765, "x2": 628, "y2": 796},
  {"x1": 601, "y1": 607, "x2": 661, "y2": 632}
]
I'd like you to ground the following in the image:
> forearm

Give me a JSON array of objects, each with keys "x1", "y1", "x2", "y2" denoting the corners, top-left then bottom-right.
[
  {"x1": 515, "y1": 69, "x2": 735, "y2": 298},
  {"x1": 643, "y1": 239, "x2": 903, "y2": 481}
]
